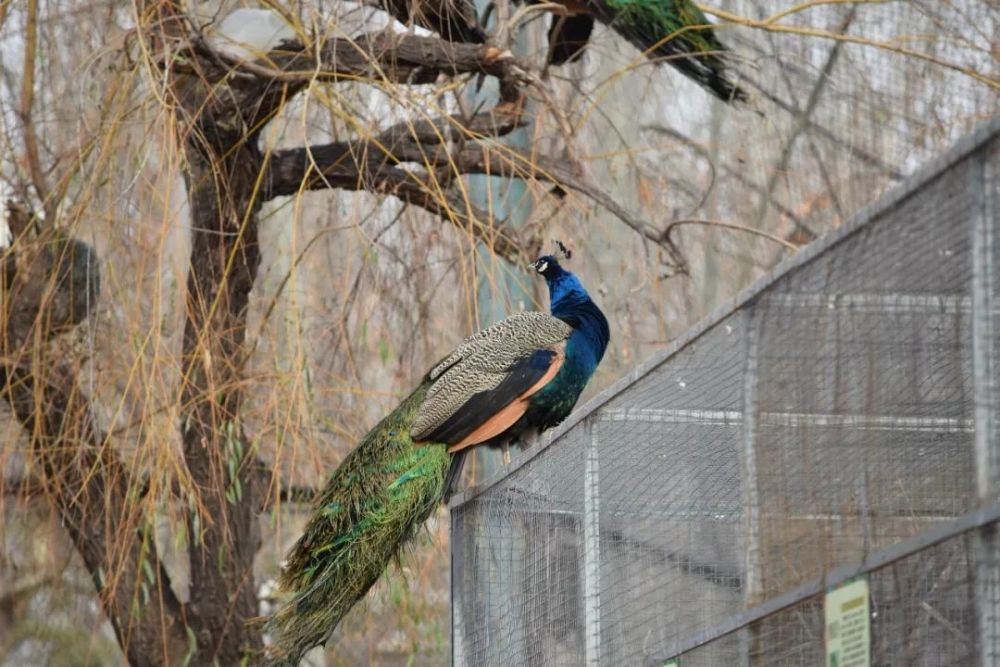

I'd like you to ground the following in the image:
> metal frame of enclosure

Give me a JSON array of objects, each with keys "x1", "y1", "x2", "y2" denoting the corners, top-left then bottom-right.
[{"x1": 449, "y1": 117, "x2": 1000, "y2": 667}]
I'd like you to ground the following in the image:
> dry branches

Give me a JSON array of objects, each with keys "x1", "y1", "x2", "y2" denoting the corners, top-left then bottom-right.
[
  {"x1": 168, "y1": 30, "x2": 528, "y2": 150},
  {"x1": 0, "y1": 204, "x2": 187, "y2": 664}
]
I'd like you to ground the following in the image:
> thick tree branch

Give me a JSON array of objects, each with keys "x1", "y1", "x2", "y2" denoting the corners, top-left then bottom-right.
[
  {"x1": 231, "y1": 33, "x2": 521, "y2": 86},
  {"x1": 268, "y1": 148, "x2": 521, "y2": 260},
  {"x1": 174, "y1": 30, "x2": 528, "y2": 144},
  {"x1": 263, "y1": 102, "x2": 526, "y2": 199},
  {"x1": 175, "y1": 148, "x2": 264, "y2": 663},
  {"x1": 262, "y1": 103, "x2": 527, "y2": 261},
  {"x1": 260, "y1": 99, "x2": 685, "y2": 267}
]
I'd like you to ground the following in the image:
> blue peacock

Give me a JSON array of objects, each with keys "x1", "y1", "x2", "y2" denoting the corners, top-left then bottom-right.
[{"x1": 265, "y1": 255, "x2": 609, "y2": 664}]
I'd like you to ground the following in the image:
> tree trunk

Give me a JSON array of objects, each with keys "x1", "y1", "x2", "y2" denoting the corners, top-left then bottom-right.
[{"x1": 178, "y1": 144, "x2": 264, "y2": 662}]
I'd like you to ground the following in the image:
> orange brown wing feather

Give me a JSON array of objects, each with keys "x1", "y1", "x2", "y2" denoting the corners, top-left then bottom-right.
[{"x1": 446, "y1": 351, "x2": 564, "y2": 453}]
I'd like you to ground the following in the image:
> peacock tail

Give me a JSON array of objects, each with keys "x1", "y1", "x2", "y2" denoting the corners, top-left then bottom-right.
[
  {"x1": 599, "y1": 0, "x2": 745, "y2": 101},
  {"x1": 264, "y1": 381, "x2": 449, "y2": 666},
  {"x1": 543, "y1": 0, "x2": 746, "y2": 103}
]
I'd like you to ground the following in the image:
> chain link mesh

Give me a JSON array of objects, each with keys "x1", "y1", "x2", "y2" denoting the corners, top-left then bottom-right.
[{"x1": 451, "y1": 122, "x2": 999, "y2": 665}]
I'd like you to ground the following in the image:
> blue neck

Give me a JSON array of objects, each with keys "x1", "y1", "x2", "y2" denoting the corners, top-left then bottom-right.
[{"x1": 546, "y1": 271, "x2": 610, "y2": 374}]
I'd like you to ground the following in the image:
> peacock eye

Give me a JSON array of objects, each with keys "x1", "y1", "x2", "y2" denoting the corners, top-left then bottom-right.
[{"x1": 537, "y1": 261, "x2": 547, "y2": 273}]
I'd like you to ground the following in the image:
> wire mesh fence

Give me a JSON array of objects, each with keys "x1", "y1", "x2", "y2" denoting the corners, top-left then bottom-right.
[{"x1": 449, "y1": 117, "x2": 1000, "y2": 666}]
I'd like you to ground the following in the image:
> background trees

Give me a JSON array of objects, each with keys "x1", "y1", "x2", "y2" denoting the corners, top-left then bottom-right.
[{"x1": 0, "y1": 0, "x2": 996, "y2": 664}]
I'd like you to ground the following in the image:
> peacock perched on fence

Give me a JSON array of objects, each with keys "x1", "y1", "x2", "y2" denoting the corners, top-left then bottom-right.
[
  {"x1": 538, "y1": 0, "x2": 746, "y2": 103},
  {"x1": 265, "y1": 254, "x2": 610, "y2": 665}
]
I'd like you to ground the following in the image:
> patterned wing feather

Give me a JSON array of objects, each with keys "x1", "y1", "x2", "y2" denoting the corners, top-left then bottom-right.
[
  {"x1": 420, "y1": 348, "x2": 561, "y2": 447},
  {"x1": 411, "y1": 311, "x2": 572, "y2": 442}
]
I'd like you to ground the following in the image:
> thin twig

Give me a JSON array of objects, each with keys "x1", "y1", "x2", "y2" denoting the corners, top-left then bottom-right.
[
  {"x1": 663, "y1": 218, "x2": 801, "y2": 251},
  {"x1": 19, "y1": 0, "x2": 51, "y2": 219},
  {"x1": 706, "y1": 5, "x2": 999, "y2": 88},
  {"x1": 751, "y1": 5, "x2": 856, "y2": 241}
]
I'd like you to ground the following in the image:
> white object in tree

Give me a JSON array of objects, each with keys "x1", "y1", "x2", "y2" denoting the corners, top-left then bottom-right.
[
  {"x1": 0, "y1": 181, "x2": 12, "y2": 250},
  {"x1": 209, "y1": 8, "x2": 295, "y2": 59}
]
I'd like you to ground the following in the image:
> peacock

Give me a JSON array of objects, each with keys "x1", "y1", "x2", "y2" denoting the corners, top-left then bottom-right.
[
  {"x1": 540, "y1": 0, "x2": 746, "y2": 103},
  {"x1": 264, "y1": 254, "x2": 610, "y2": 665}
]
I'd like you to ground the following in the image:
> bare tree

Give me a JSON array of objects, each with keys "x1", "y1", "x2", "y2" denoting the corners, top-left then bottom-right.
[
  {"x1": 0, "y1": 0, "x2": 657, "y2": 661},
  {"x1": 0, "y1": 0, "x2": 995, "y2": 664}
]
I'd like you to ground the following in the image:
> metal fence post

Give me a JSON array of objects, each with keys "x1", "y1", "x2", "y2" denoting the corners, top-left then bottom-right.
[
  {"x1": 584, "y1": 420, "x2": 602, "y2": 667},
  {"x1": 739, "y1": 306, "x2": 763, "y2": 666},
  {"x1": 451, "y1": 508, "x2": 464, "y2": 667},
  {"x1": 973, "y1": 145, "x2": 1000, "y2": 665}
]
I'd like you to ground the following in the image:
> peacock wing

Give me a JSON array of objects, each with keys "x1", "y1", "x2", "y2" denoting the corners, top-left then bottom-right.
[{"x1": 411, "y1": 311, "x2": 572, "y2": 449}]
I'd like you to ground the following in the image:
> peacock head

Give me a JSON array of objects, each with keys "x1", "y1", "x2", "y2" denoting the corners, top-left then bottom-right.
[
  {"x1": 531, "y1": 254, "x2": 590, "y2": 311},
  {"x1": 530, "y1": 255, "x2": 565, "y2": 279},
  {"x1": 531, "y1": 240, "x2": 573, "y2": 280}
]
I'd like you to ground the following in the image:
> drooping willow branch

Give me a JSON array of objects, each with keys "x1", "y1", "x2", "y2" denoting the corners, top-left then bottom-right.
[
  {"x1": 0, "y1": 202, "x2": 188, "y2": 664},
  {"x1": 706, "y1": 5, "x2": 999, "y2": 88}
]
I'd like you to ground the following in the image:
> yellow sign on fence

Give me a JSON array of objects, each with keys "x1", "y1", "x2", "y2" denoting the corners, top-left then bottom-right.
[{"x1": 825, "y1": 576, "x2": 870, "y2": 667}]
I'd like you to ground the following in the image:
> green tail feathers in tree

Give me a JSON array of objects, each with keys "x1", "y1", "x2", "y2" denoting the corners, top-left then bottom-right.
[
  {"x1": 544, "y1": 0, "x2": 747, "y2": 103},
  {"x1": 607, "y1": 0, "x2": 746, "y2": 102},
  {"x1": 264, "y1": 382, "x2": 449, "y2": 666}
]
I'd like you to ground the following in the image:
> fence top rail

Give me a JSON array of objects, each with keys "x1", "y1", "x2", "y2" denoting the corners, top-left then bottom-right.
[{"x1": 448, "y1": 115, "x2": 1000, "y2": 510}]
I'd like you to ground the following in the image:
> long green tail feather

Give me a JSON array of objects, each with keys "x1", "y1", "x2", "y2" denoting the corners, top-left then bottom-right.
[
  {"x1": 264, "y1": 382, "x2": 449, "y2": 665},
  {"x1": 598, "y1": 0, "x2": 747, "y2": 102}
]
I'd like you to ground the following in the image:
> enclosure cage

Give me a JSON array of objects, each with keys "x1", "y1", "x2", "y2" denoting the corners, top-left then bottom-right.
[{"x1": 448, "y1": 117, "x2": 1000, "y2": 666}]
